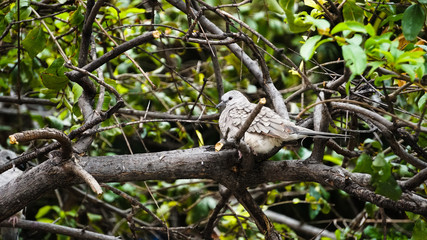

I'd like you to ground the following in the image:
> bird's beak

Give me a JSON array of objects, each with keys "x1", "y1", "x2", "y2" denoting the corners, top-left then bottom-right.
[{"x1": 216, "y1": 101, "x2": 225, "y2": 109}]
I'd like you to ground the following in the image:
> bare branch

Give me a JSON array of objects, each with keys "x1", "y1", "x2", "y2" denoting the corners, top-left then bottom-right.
[
  {"x1": 0, "y1": 219, "x2": 120, "y2": 240},
  {"x1": 2, "y1": 147, "x2": 427, "y2": 222},
  {"x1": 9, "y1": 128, "x2": 72, "y2": 159}
]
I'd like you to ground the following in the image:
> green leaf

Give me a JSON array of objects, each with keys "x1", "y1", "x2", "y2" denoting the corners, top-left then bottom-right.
[
  {"x1": 364, "y1": 33, "x2": 392, "y2": 59},
  {"x1": 303, "y1": 15, "x2": 330, "y2": 32},
  {"x1": 19, "y1": 0, "x2": 30, "y2": 7},
  {"x1": 300, "y1": 35, "x2": 322, "y2": 61},
  {"x1": 353, "y1": 153, "x2": 372, "y2": 174},
  {"x1": 399, "y1": 64, "x2": 417, "y2": 81},
  {"x1": 266, "y1": 0, "x2": 285, "y2": 14},
  {"x1": 418, "y1": 93, "x2": 427, "y2": 110},
  {"x1": 371, "y1": 153, "x2": 402, "y2": 200},
  {"x1": 331, "y1": 21, "x2": 367, "y2": 35},
  {"x1": 346, "y1": 34, "x2": 363, "y2": 46},
  {"x1": 279, "y1": 0, "x2": 293, "y2": 12},
  {"x1": 87, "y1": 213, "x2": 102, "y2": 222},
  {"x1": 374, "y1": 74, "x2": 393, "y2": 86},
  {"x1": 280, "y1": 0, "x2": 312, "y2": 33},
  {"x1": 323, "y1": 154, "x2": 343, "y2": 165},
  {"x1": 72, "y1": 83, "x2": 83, "y2": 102},
  {"x1": 186, "y1": 197, "x2": 216, "y2": 224},
  {"x1": 342, "y1": 0, "x2": 364, "y2": 23},
  {"x1": 413, "y1": 220, "x2": 427, "y2": 240},
  {"x1": 342, "y1": 44, "x2": 367, "y2": 76},
  {"x1": 41, "y1": 58, "x2": 69, "y2": 90},
  {"x1": 35, "y1": 205, "x2": 52, "y2": 219},
  {"x1": 46, "y1": 116, "x2": 64, "y2": 130},
  {"x1": 20, "y1": 7, "x2": 31, "y2": 20},
  {"x1": 367, "y1": 61, "x2": 384, "y2": 77},
  {"x1": 402, "y1": 4, "x2": 425, "y2": 41},
  {"x1": 374, "y1": 176, "x2": 402, "y2": 200},
  {"x1": 364, "y1": 138, "x2": 383, "y2": 150},
  {"x1": 372, "y1": 153, "x2": 386, "y2": 168},
  {"x1": 22, "y1": 26, "x2": 46, "y2": 58},
  {"x1": 365, "y1": 24, "x2": 376, "y2": 37},
  {"x1": 69, "y1": 6, "x2": 84, "y2": 26}
]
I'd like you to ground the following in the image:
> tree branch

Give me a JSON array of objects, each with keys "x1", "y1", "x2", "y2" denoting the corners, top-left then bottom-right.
[
  {"x1": 0, "y1": 219, "x2": 120, "y2": 240},
  {"x1": 1, "y1": 147, "x2": 427, "y2": 222},
  {"x1": 9, "y1": 128, "x2": 72, "y2": 159},
  {"x1": 65, "y1": 31, "x2": 155, "y2": 81}
]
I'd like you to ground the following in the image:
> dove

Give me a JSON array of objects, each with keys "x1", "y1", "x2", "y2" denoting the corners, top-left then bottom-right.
[
  {"x1": 0, "y1": 150, "x2": 24, "y2": 240},
  {"x1": 217, "y1": 90, "x2": 347, "y2": 155}
]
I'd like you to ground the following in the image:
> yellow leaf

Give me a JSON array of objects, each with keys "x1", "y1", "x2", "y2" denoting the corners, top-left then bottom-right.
[{"x1": 196, "y1": 130, "x2": 204, "y2": 146}]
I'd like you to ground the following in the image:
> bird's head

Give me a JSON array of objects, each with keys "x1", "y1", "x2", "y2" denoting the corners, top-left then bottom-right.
[{"x1": 216, "y1": 90, "x2": 248, "y2": 109}]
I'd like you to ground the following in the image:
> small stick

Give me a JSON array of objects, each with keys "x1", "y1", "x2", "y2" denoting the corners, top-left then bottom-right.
[{"x1": 234, "y1": 98, "x2": 266, "y2": 142}]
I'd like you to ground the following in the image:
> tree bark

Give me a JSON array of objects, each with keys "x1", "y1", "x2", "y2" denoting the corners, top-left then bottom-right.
[{"x1": 1, "y1": 146, "x2": 427, "y2": 221}]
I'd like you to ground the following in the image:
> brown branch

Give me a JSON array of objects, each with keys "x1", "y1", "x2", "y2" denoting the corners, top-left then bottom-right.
[
  {"x1": 64, "y1": 63, "x2": 123, "y2": 101},
  {"x1": 63, "y1": 157, "x2": 103, "y2": 195},
  {"x1": 9, "y1": 128, "x2": 72, "y2": 159},
  {"x1": 0, "y1": 100, "x2": 126, "y2": 174},
  {"x1": 83, "y1": 118, "x2": 216, "y2": 136},
  {"x1": 188, "y1": 78, "x2": 208, "y2": 117},
  {"x1": 101, "y1": 183, "x2": 168, "y2": 231},
  {"x1": 166, "y1": 0, "x2": 289, "y2": 120},
  {"x1": 231, "y1": 187, "x2": 281, "y2": 239},
  {"x1": 308, "y1": 91, "x2": 329, "y2": 163},
  {"x1": 331, "y1": 102, "x2": 427, "y2": 169},
  {"x1": 0, "y1": 96, "x2": 56, "y2": 106},
  {"x1": 265, "y1": 210, "x2": 336, "y2": 239},
  {"x1": 1, "y1": 147, "x2": 427, "y2": 222},
  {"x1": 300, "y1": 99, "x2": 427, "y2": 133},
  {"x1": 117, "y1": 108, "x2": 219, "y2": 120},
  {"x1": 203, "y1": 189, "x2": 232, "y2": 239},
  {"x1": 0, "y1": 219, "x2": 119, "y2": 240},
  {"x1": 400, "y1": 167, "x2": 427, "y2": 190},
  {"x1": 70, "y1": 186, "x2": 148, "y2": 226},
  {"x1": 235, "y1": 98, "x2": 266, "y2": 142},
  {"x1": 65, "y1": 31, "x2": 155, "y2": 81}
]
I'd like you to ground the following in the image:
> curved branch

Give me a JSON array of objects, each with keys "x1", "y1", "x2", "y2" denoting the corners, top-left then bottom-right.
[
  {"x1": 9, "y1": 128, "x2": 72, "y2": 159},
  {"x1": 330, "y1": 102, "x2": 427, "y2": 169},
  {"x1": 400, "y1": 167, "x2": 427, "y2": 190}
]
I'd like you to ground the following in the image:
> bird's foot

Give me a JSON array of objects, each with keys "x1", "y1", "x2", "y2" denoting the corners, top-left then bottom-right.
[{"x1": 8, "y1": 215, "x2": 19, "y2": 227}]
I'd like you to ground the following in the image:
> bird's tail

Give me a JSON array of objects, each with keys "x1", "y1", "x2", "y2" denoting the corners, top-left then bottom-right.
[{"x1": 298, "y1": 130, "x2": 349, "y2": 139}]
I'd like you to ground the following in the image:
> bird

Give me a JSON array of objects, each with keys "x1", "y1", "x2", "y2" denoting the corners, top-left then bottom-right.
[
  {"x1": 217, "y1": 90, "x2": 347, "y2": 155},
  {"x1": 0, "y1": 150, "x2": 24, "y2": 240}
]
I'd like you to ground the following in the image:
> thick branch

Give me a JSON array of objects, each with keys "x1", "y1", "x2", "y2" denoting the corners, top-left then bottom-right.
[{"x1": 1, "y1": 147, "x2": 427, "y2": 221}]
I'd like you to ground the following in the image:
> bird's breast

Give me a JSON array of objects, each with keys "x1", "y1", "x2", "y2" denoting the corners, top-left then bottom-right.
[{"x1": 244, "y1": 132, "x2": 283, "y2": 154}]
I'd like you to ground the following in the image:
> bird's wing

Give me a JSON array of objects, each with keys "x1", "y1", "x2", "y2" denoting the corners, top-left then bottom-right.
[
  {"x1": 229, "y1": 102, "x2": 252, "y2": 128},
  {"x1": 247, "y1": 106, "x2": 300, "y2": 140},
  {"x1": 219, "y1": 102, "x2": 252, "y2": 139}
]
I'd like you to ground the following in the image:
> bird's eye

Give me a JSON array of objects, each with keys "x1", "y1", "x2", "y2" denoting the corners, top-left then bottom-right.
[{"x1": 228, "y1": 96, "x2": 232, "y2": 100}]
